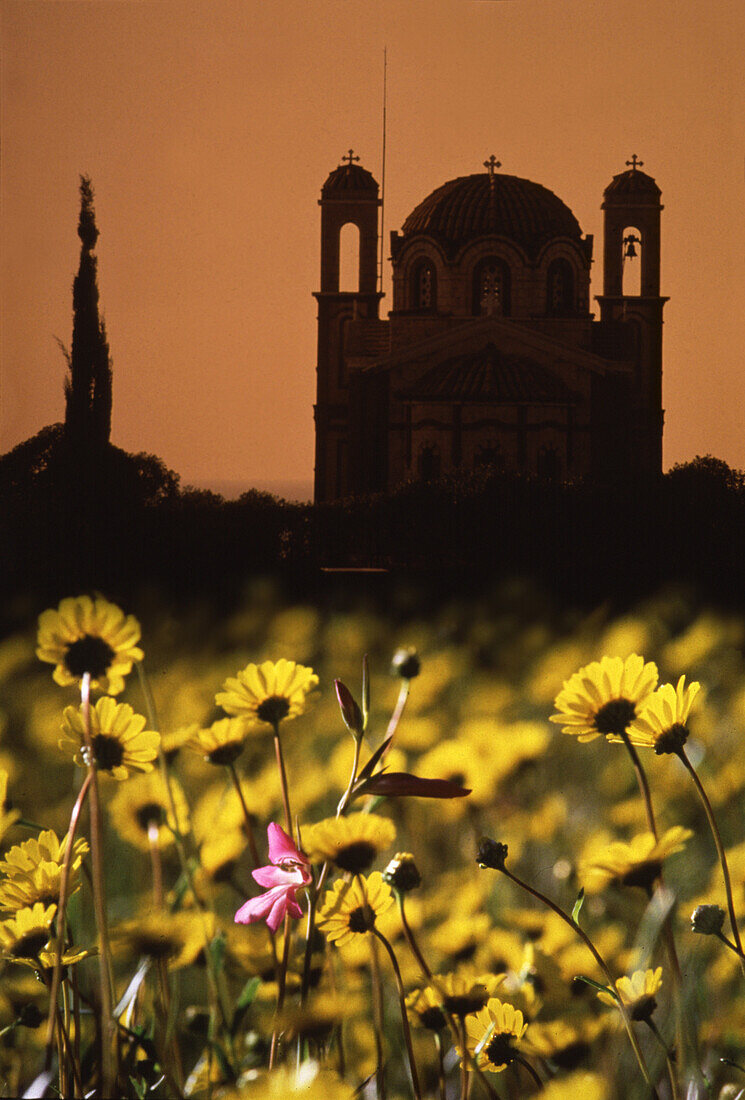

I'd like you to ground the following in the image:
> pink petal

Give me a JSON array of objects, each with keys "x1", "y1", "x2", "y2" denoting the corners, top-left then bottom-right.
[
  {"x1": 266, "y1": 823, "x2": 307, "y2": 866},
  {"x1": 265, "y1": 890, "x2": 291, "y2": 933},
  {"x1": 234, "y1": 884, "x2": 288, "y2": 925},
  {"x1": 253, "y1": 864, "x2": 304, "y2": 889}
]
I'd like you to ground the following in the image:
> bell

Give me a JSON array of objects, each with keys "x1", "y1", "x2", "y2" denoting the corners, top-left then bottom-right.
[{"x1": 624, "y1": 240, "x2": 637, "y2": 259}]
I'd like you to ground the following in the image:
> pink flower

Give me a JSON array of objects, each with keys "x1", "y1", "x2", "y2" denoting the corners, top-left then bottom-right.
[{"x1": 234, "y1": 823, "x2": 312, "y2": 933}]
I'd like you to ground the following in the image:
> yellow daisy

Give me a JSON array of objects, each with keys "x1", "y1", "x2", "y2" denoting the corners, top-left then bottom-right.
[
  {"x1": 405, "y1": 985, "x2": 448, "y2": 1031},
  {"x1": 317, "y1": 871, "x2": 394, "y2": 946},
  {"x1": 0, "y1": 829, "x2": 88, "y2": 911},
  {"x1": 110, "y1": 910, "x2": 212, "y2": 970},
  {"x1": 60, "y1": 697, "x2": 160, "y2": 779},
  {"x1": 550, "y1": 655, "x2": 658, "y2": 742},
  {"x1": 419, "y1": 971, "x2": 504, "y2": 1019},
  {"x1": 215, "y1": 659, "x2": 319, "y2": 728},
  {"x1": 465, "y1": 997, "x2": 528, "y2": 1072},
  {"x1": 0, "y1": 770, "x2": 20, "y2": 845},
  {"x1": 218, "y1": 1061, "x2": 356, "y2": 1099},
  {"x1": 0, "y1": 903, "x2": 56, "y2": 960},
  {"x1": 108, "y1": 772, "x2": 190, "y2": 851},
  {"x1": 597, "y1": 967, "x2": 663, "y2": 1021},
  {"x1": 36, "y1": 595, "x2": 143, "y2": 695},
  {"x1": 623, "y1": 676, "x2": 701, "y2": 754},
  {"x1": 187, "y1": 717, "x2": 252, "y2": 767},
  {"x1": 580, "y1": 827, "x2": 692, "y2": 893},
  {"x1": 301, "y1": 813, "x2": 396, "y2": 873}
]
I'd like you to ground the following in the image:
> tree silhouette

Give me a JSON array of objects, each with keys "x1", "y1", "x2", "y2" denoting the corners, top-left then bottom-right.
[{"x1": 64, "y1": 176, "x2": 112, "y2": 456}]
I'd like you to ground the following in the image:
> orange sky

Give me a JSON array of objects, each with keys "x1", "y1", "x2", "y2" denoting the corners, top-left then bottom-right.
[{"x1": 2, "y1": 0, "x2": 744, "y2": 498}]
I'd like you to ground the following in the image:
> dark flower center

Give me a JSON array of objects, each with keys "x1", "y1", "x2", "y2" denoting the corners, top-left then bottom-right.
[
  {"x1": 134, "y1": 932, "x2": 180, "y2": 960},
  {"x1": 256, "y1": 696, "x2": 291, "y2": 725},
  {"x1": 335, "y1": 841, "x2": 377, "y2": 874},
  {"x1": 620, "y1": 859, "x2": 662, "y2": 890},
  {"x1": 348, "y1": 904, "x2": 375, "y2": 934},
  {"x1": 630, "y1": 994, "x2": 657, "y2": 1022},
  {"x1": 593, "y1": 698, "x2": 637, "y2": 737},
  {"x1": 420, "y1": 1005, "x2": 448, "y2": 1031},
  {"x1": 442, "y1": 985, "x2": 488, "y2": 1018},
  {"x1": 92, "y1": 733, "x2": 125, "y2": 771},
  {"x1": 64, "y1": 635, "x2": 116, "y2": 679},
  {"x1": 207, "y1": 741, "x2": 244, "y2": 767},
  {"x1": 135, "y1": 802, "x2": 166, "y2": 833},
  {"x1": 654, "y1": 723, "x2": 689, "y2": 755},
  {"x1": 485, "y1": 1030, "x2": 518, "y2": 1068},
  {"x1": 11, "y1": 930, "x2": 49, "y2": 959}
]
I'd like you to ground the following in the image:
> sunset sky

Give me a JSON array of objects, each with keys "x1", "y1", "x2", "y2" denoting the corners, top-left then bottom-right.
[{"x1": 2, "y1": 0, "x2": 744, "y2": 499}]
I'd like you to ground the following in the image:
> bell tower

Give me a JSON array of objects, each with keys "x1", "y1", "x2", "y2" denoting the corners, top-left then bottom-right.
[
  {"x1": 596, "y1": 157, "x2": 668, "y2": 474},
  {"x1": 313, "y1": 152, "x2": 382, "y2": 502}
]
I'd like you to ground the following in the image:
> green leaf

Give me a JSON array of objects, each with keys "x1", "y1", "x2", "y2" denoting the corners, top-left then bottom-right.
[
  {"x1": 207, "y1": 931, "x2": 227, "y2": 975},
  {"x1": 355, "y1": 735, "x2": 394, "y2": 782},
  {"x1": 236, "y1": 976, "x2": 261, "y2": 1011},
  {"x1": 355, "y1": 772, "x2": 471, "y2": 799},
  {"x1": 573, "y1": 973, "x2": 616, "y2": 998},
  {"x1": 571, "y1": 887, "x2": 585, "y2": 924}
]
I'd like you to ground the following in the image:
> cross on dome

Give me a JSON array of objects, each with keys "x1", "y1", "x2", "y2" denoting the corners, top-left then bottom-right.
[
  {"x1": 484, "y1": 155, "x2": 502, "y2": 177},
  {"x1": 626, "y1": 154, "x2": 644, "y2": 171},
  {"x1": 342, "y1": 149, "x2": 360, "y2": 167}
]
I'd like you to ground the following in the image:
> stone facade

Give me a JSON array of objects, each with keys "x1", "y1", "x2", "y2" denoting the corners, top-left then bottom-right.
[{"x1": 313, "y1": 157, "x2": 665, "y2": 502}]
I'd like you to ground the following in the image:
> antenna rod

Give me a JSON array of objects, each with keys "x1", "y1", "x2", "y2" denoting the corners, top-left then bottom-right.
[{"x1": 379, "y1": 46, "x2": 387, "y2": 296}]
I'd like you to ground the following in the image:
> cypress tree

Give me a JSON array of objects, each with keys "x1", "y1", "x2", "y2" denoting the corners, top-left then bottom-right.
[{"x1": 64, "y1": 176, "x2": 112, "y2": 456}]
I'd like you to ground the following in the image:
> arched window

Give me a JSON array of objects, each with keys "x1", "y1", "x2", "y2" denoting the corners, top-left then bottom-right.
[
  {"x1": 339, "y1": 222, "x2": 360, "y2": 291},
  {"x1": 475, "y1": 443, "x2": 504, "y2": 471},
  {"x1": 621, "y1": 226, "x2": 642, "y2": 297},
  {"x1": 473, "y1": 257, "x2": 511, "y2": 316},
  {"x1": 418, "y1": 444, "x2": 441, "y2": 482},
  {"x1": 410, "y1": 260, "x2": 437, "y2": 310},
  {"x1": 537, "y1": 445, "x2": 561, "y2": 481},
  {"x1": 546, "y1": 259, "x2": 575, "y2": 316}
]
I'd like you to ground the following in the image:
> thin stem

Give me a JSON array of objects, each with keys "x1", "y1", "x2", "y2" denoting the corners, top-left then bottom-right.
[
  {"x1": 434, "y1": 1031, "x2": 447, "y2": 1100},
  {"x1": 514, "y1": 1052, "x2": 543, "y2": 1090},
  {"x1": 398, "y1": 894, "x2": 433, "y2": 981},
  {"x1": 337, "y1": 734, "x2": 363, "y2": 817},
  {"x1": 679, "y1": 749, "x2": 745, "y2": 975},
  {"x1": 369, "y1": 931, "x2": 387, "y2": 1099},
  {"x1": 381, "y1": 680, "x2": 410, "y2": 762},
  {"x1": 272, "y1": 725, "x2": 293, "y2": 835},
  {"x1": 501, "y1": 865, "x2": 658, "y2": 1096},
  {"x1": 619, "y1": 730, "x2": 659, "y2": 839},
  {"x1": 79, "y1": 672, "x2": 116, "y2": 1096},
  {"x1": 227, "y1": 762, "x2": 261, "y2": 867},
  {"x1": 44, "y1": 770, "x2": 92, "y2": 1059},
  {"x1": 644, "y1": 1019, "x2": 680, "y2": 1100},
  {"x1": 269, "y1": 913, "x2": 293, "y2": 1069},
  {"x1": 458, "y1": 1017, "x2": 470, "y2": 1100},
  {"x1": 373, "y1": 928, "x2": 423, "y2": 1100}
]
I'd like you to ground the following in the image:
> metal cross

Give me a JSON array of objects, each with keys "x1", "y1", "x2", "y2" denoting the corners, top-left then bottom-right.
[
  {"x1": 484, "y1": 155, "x2": 502, "y2": 176},
  {"x1": 626, "y1": 154, "x2": 644, "y2": 171},
  {"x1": 342, "y1": 149, "x2": 360, "y2": 167}
]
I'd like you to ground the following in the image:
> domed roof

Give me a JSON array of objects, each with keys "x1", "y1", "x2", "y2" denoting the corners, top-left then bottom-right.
[
  {"x1": 604, "y1": 167, "x2": 661, "y2": 202},
  {"x1": 400, "y1": 172, "x2": 583, "y2": 257},
  {"x1": 322, "y1": 162, "x2": 379, "y2": 198}
]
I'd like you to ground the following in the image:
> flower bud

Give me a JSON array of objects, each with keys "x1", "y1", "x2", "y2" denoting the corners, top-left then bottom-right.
[
  {"x1": 690, "y1": 904, "x2": 725, "y2": 935},
  {"x1": 476, "y1": 837, "x2": 508, "y2": 871},
  {"x1": 391, "y1": 647, "x2": 420, "y2": 680},
  {"x1": 383, "y1": 852, "x2": 422, "y2": 893},
  {"x1": 334, "y1": 680, "x2": 363, "y2": 738}
]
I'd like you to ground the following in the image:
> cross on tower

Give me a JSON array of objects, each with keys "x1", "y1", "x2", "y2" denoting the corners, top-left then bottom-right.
[
  {"x1": 626, "y1": 154, "x2": 644, "y2": 171},
  {"x1": 484, "y1": 155, "x2": 502, "y2": 177},
  {"x1": 342, "y1": 149, "x2": 360, "y2": 167}
]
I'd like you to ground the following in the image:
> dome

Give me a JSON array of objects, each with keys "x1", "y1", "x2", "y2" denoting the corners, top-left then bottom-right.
[
  {"x1": 322, "y1": 162, "x2": 379, "y2": 198},
  {"x1": 603, "y1": 167, "x2": 661, "y2": 203},
  {"x1": 400, "y1": 172, "x2": 583, "y2": 257}
]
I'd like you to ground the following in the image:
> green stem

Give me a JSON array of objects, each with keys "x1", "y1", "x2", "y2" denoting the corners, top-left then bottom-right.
[
  {"x1": 227, "y1": 762, "x2": 261, "y2": 867},
  {"x1": 434, "y1": 1031, "x2": 447, "y2": 1100},
  {"x1": 269, "y1": 913, "x2": 293, "y2": 1069},
  {"x1": 373, "y1": 928, "x2": 423, "y2": 1100},
  {"x1": 398, "y1": 894, "x2": 433, "y2": 981},
  {"x1": 501, "y1": 865, "x2": 658, "y2": 1097},
  {"x1": 619, "y1": 730, "x2": 658, "y2": 839},
  {"x1": 44, "y1": 770, "x2": 92, "y2": 1060},
  {"x1": 272, "y1": 725, "x2": 293, "y2": 835},
  {"x1": 679, "y1": 749, "x2": 745, "y2": 976},
  {"x1": 515, "y1": 1052, "x2": 543, "y2": 1090}
]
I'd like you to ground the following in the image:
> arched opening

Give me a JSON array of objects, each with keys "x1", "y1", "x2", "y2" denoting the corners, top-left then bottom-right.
[
  {"x1": 410, "y1": 259, "x2": 437, "y2": 310},
  {"x1": 621, "y1": 226, "x2": 642, "y2": 297},
  {"x1": 537, "y1": 444, "x2": 561, "y2": 481},
  {"x1": 546, "y1": 258, "x2": 575, "y2": 316},
  {"x1": 475, "y1": 443, "x2": 504, "y2": 472},
  {"x1": 473, "y1": 257, "x2": 511, "y2": 316},
  {"x1": 339, "y1": 222, "x2": 360, "y2": 291},
  {"x1": 418, "y1": 443, "x2": 441, "y2": 482}
]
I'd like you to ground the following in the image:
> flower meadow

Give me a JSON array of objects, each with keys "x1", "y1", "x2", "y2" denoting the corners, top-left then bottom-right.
[{"x1": 1, "y1": 584, "x2": 745, "y2": 1098}]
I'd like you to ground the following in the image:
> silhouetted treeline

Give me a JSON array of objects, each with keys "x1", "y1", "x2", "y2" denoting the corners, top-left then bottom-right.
[{"x1": 1, "y1": 429, "x2": 744, "y2": 611}]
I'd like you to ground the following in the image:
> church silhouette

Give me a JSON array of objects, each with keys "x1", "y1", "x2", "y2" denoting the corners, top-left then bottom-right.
[{"x1": 313, "y1": 154, "x2": 666, "y2": 502}]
